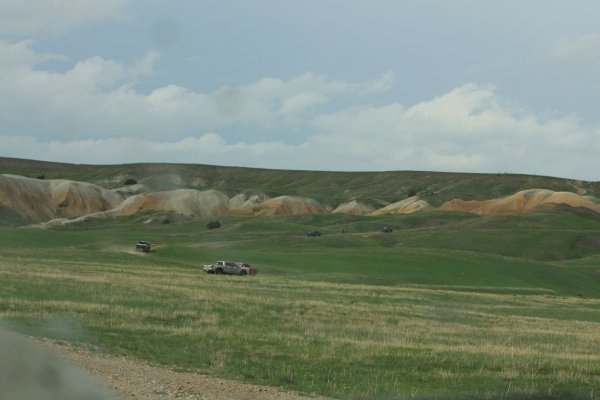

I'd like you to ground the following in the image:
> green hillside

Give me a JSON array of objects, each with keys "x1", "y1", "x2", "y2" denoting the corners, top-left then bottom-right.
[{"x1": 1, "y1": 157, "x2": 598, "y2": 207}]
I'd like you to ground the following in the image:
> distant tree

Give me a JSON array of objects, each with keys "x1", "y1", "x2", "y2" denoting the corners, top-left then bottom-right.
[
  {"x1": 37, "y1": 174, "x2": 45, "y2": 180},
  {"x1": 207, "y1": 220, "x2": 221, "y2": 230},
  {"x1": 407, "y1": 188, "x2": 418, "y2": 197},
  {"x1": 124, "y1": 178, "x2": 137, "y2": 185}
]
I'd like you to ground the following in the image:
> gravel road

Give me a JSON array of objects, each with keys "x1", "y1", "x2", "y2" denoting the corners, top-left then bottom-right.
[{"x1": 39, "y1": 339, "x2": 332, "y2": 400}]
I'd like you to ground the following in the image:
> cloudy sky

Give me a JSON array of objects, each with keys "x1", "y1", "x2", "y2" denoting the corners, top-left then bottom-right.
[{"x1": 1, "y1": 1, "x2": 599, "y2": 180}]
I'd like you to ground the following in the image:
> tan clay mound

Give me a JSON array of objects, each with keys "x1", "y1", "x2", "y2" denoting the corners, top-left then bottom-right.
[
  {"x1": 110, "y1": 189, "x2": 230, "y2": 219},
  {"x1": 332, "y1": 200, "x2": 375, "y2": 215},
  {"x1": 229, "y1": 193, "x2": 270, "y2": 216},
  {"x1": 437, "y1": 199, "x2": 487, "y2": 213},
  {"x1": 369, "y1": 196, "x2": 433, "y2": 216},
  {"x1": 255, "y1": 195, "x2": 326, "y2": 216},
  {"x1": 440, "y1": 189, "x2": 600, "y2": 215},
  {"x1": 0, "y1": 174, "x2": 124, "y2": 223}
]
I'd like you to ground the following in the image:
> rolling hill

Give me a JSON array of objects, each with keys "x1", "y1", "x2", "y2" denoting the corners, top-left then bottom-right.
[
  {"x1": 1, "y1": 157, "x2": 600, "y2": 225},
  {"x1": 2, "y1": 157, "x2": 598, "y2": 207}
]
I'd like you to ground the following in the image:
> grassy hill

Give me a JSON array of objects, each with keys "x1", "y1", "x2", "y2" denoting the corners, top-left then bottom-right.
[{"x1": 2, "y1": 157, "x2": 599, "y2": 207}]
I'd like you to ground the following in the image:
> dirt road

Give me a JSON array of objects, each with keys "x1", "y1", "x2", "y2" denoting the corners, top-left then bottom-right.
[{"x1": 39, "y1": 339, "x2": 331, "y2": 400}]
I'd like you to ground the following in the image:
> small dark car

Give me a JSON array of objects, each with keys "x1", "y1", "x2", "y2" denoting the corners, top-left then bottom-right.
[
  {"x1": 306, "y1": 230, "x2": 322, "y2": 237},
  {"x1": 381, "y1": 226, "x2": 393, "y2": 233},
  {"x1": 135, "y1": 241, "x2": 151, "y2": 252}
]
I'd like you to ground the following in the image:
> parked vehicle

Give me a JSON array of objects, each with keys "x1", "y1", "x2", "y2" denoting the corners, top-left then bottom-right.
[
  {"x1": 381, "y1": 226, "x2": 394, "y2": 233},
  {"x1": 236, "y1": 262, "x2": 258, "y2": 275},
  {"x1": 135, "y1": 240, "x2": 151, "y2": 252},
  {"x1": 306, "y1": 230, "x2": 321, "y2": 237},
  {"x1": 203, "y1": 260, "x2": 255, "y2": 275}
]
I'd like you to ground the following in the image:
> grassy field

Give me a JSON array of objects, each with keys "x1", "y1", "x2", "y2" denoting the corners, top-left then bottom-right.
[{"x1": 1, "y1": 211, "x2": 600, "y2": 399}]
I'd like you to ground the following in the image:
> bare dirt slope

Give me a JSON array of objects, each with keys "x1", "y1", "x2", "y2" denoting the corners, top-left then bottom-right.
[
  {"x1": 254, "y1": 196, "x2": 326, "y2": 216},
  {"x1": 228, "y1": 193, "x2": 270, "y2": 216},
  {"x1": 40, "y1": 339, "x2": 330, "y2": 400},
  {"x1": 108, "y1": 189, "x2": 230, "y2": 219},
  {"x1": 439, "y1": 189, "x2": 600, "y2": 215},
  {"x1": 4, "y1": 171, "x2": 600, "y2": 226},
  {"x1": 369, "y1": 196, "x2": 432, "y2": 216},
  {"x1": 331, "y1": 200, "x2": 375, "y2": 215},
  {"x1": 0, "y1": 174, "x2": 124, "y2": 223}
]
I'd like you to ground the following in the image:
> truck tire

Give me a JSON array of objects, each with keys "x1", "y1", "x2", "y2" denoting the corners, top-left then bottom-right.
[
  {"x1": 239, "y1": 270, "x2": 247, "y2": 276},
  {"x1": 215, "y1": 268, "x2": 223, "y2": 275}
]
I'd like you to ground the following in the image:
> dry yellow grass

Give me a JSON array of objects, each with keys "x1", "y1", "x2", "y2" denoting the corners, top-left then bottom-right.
[{"x1": 2, "y1": 256, "x2": 599, "y2": 397}]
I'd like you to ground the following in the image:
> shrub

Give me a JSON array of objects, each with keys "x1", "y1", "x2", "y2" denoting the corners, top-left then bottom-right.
[
  {"x1": 207, "y1": 220, "x2": 221, "y2": 230},
  {"x1": 124, "y1": 178, "x2": 137, "y2": 186}
]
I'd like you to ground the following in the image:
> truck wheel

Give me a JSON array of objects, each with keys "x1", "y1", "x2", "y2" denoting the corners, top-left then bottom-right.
[
  {"x1": 215, "y1": 268, "x2": 223, "y2": 275},
  {"x1": 239, "y1": 270, "x2": 247, "y2": 276}
]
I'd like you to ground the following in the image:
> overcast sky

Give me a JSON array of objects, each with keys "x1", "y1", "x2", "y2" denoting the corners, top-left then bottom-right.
[{"x1": 1, "y1": 1, "x2": 599, "y2": 180}]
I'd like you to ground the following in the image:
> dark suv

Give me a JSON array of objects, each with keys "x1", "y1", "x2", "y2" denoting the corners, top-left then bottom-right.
[{"x1": 135, "y1": 241, "x2": 151, "y2": 252}]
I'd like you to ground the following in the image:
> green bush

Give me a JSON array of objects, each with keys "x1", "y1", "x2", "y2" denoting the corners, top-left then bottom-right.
[{"x1": 206, "y1": 220, "x2": 221, "y2": 229}]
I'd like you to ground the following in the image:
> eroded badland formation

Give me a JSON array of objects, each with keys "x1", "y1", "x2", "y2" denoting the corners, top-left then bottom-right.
[{"x1": 1, "y1": 158, "x2": 599, "y2": 226}]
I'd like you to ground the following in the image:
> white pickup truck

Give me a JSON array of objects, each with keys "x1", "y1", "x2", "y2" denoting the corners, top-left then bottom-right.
[{"x1": 203, "y1": 261, "x2": 256, "y2": 276}]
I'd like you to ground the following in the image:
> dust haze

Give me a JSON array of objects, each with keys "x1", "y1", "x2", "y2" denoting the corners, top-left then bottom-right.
[{"x1": 0, "y1": 328, "x2": 116, "y2": 400}]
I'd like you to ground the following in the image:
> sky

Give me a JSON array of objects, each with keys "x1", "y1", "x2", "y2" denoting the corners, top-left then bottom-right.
[{"x1": 0, "y1": 1, "x2": 599, "y2": 181}]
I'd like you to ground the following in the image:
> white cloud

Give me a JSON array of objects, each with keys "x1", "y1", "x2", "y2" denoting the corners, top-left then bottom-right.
[
  {"x1": 2, "y1": 91, "x2": 599, "y2": 180},
  {"x1": 549, "y1": 33, "x2": 600, "y2": 64},
  {"x1": 0, "y1": 39, "x2": 67, "y2": 72},
  {"x1": 0, "y1": 134, "x2": 296, "y2": 168},
  {"x1": 0, "y1": 0, "x2": 134, "y2": 36},
  {"x1": 280, "y1": 92, "x2": 328, "y2": 116},
  {"x1": 0, "y1": 40, "x2": 394, "y2": 138},
  {"x1": 308, "y1": 84, "x2": 600, "y2": 179},
  {"x1": 0, "y1": 40, "x2": 598, "y2": 181},
  {"x1": 0, "y1": 41, "x2": 163, "y2": 138}
]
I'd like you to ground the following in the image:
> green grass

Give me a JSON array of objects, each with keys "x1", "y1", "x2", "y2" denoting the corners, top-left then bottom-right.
[{"x1": 1, "y1": 211, "x2": 600, "y2": 399}]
